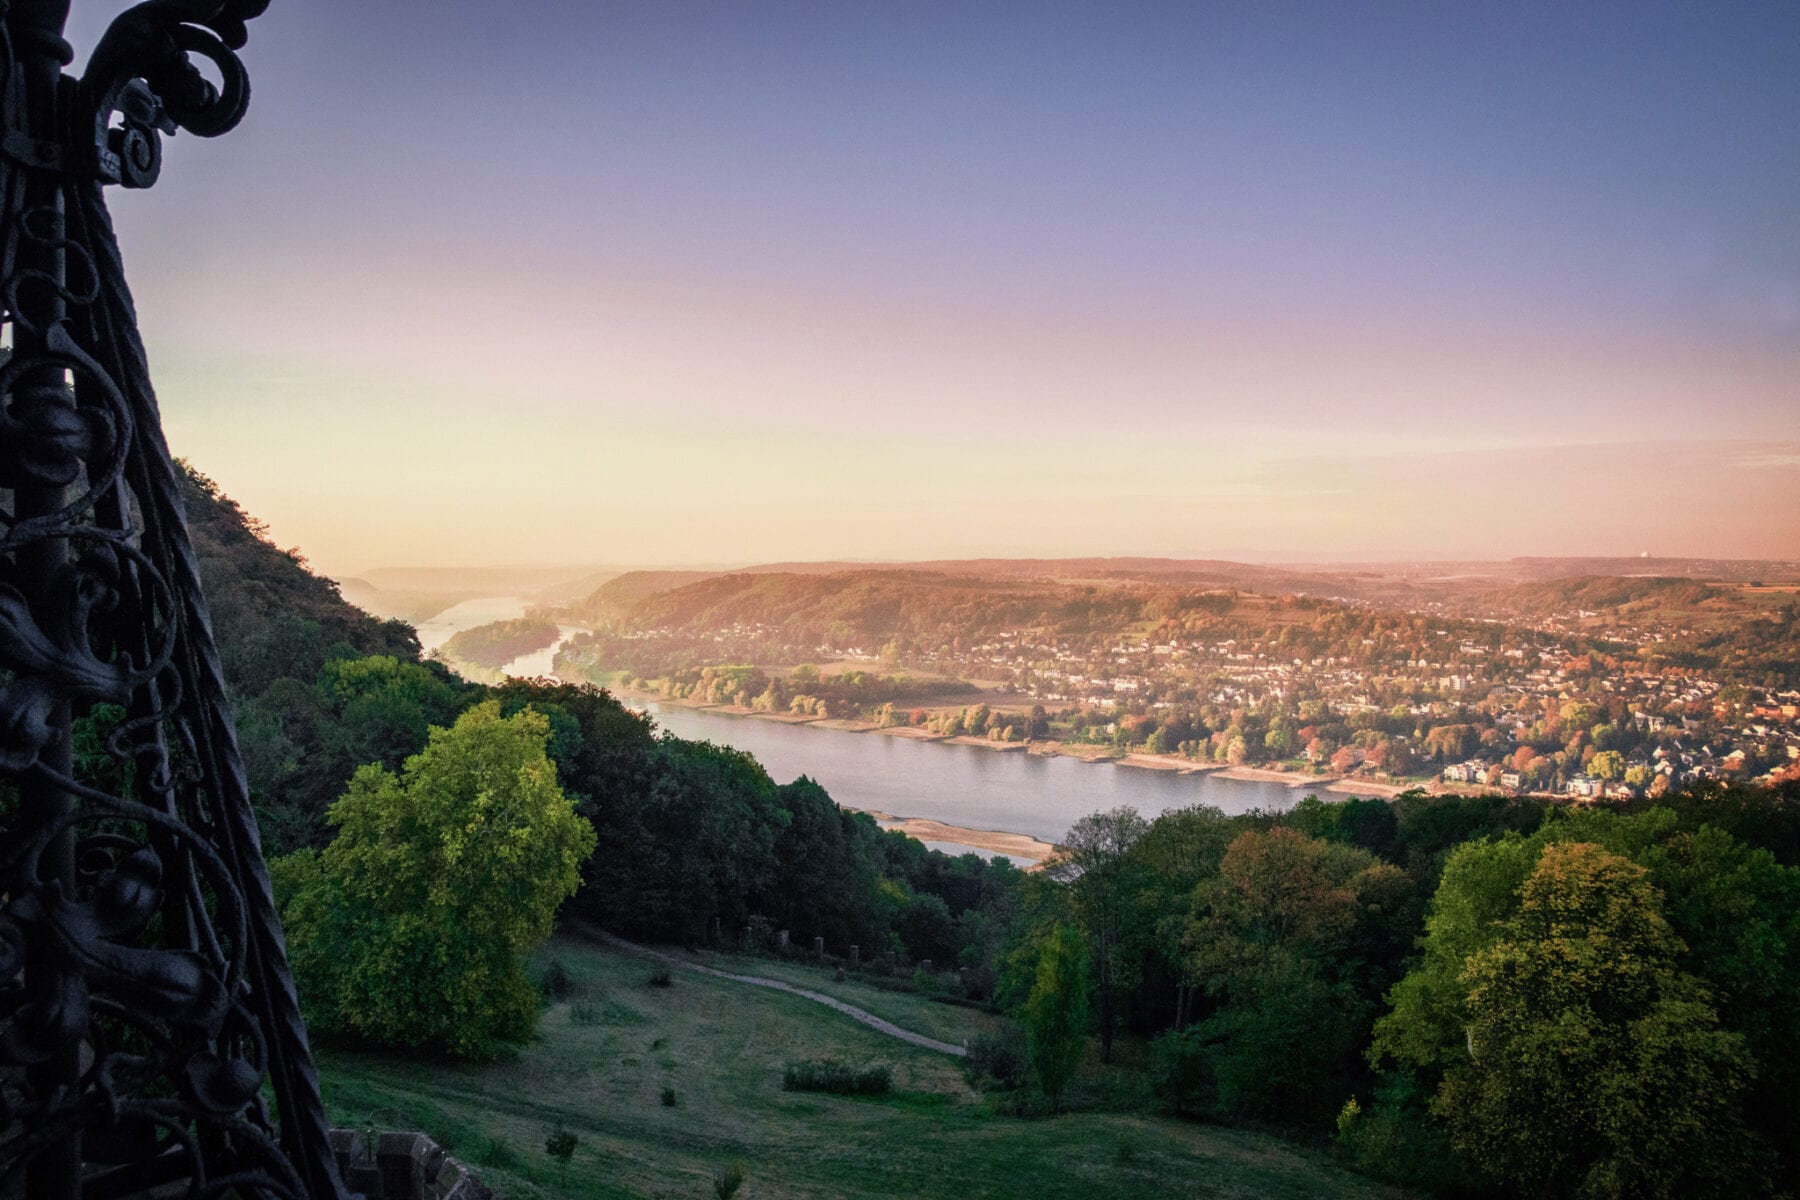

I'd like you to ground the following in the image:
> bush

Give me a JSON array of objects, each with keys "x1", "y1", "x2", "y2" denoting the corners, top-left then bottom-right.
[
  {"x1": 713, "y1": 1161, "x2": 745, "y2": 1199},
  {"x1": 965, "y1": 1028, "x2": 1029, "y2": 1089},
  {"x1": 475, "y1": 1137, "x2": 519, "y2": 1170},
  {"x1": 540, "y1": 959, "x2": 576, "y2": 1001},
  {"x1": 544, "y1": 1125, "x2": 577, "y2": 1182},
  {"x1": 645, "y1": 966, "x2": 673, "y2": 988},
  {"x1": 992, "y1": 1088, "x2": 1034, "y2": 1118},
  {"x1": 782, "y1": 1059, "x2": 892, "y2": 1096},
  {"x1": 1335, "y1": 1075, "x2": 1476, "y2": 1193},
  {"x1": 1151, "y1": 1025, "x2": 1214, "y2": 1117},
  {"x1": 661, "y1": 1084, "x2": 678, "y2": 1107}
]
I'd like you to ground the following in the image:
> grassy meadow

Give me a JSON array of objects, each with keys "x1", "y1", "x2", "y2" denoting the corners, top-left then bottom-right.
[{"x1": 316, "y1": 934, "x2": 1410, "y2": 1200}]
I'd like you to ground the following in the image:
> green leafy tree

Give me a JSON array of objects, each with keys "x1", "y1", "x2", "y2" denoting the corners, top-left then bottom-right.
[
  {"x1": 1588, "y1": 749, "x2": 1625, "y2": 781},
  {"x1": 1378, "y1": 840, "x2": 1761, "y2": 1198},
  {"x1": 1050, "y1": 807, "x2": 1148, "y2": 1062},
  {"x1": 1023, "y1": 923, "x2": 1091, "y2": 1110},
  {"x1": 277, "y1": 700, "x2": 595, "y2": 1056},
  {"x1": 1181, "y1": 826, "x2": 1409, "y2": 1124}
]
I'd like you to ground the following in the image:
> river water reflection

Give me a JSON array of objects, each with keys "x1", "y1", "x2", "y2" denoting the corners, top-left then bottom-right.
[
  {"x1": 399, "y1": 598, "x2": 1317, "y2": 855},
  {"x1": 643, "y1": 703, "x2": 1310, "y2": 849}
]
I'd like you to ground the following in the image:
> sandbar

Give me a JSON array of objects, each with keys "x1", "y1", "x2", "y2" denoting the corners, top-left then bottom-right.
[{"x1": 852, "y1": 809, "x2": 1057, "y2": 865}]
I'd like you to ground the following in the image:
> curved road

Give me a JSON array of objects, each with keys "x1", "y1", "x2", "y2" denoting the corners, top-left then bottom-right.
[{"x1": 574, "y1": 924, "x2": 967, "y2": 1057}]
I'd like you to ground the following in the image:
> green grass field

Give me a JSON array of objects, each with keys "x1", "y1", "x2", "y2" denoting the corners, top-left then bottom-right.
[{"x1": 316, "y1": 934, "x2": 1410, "y2": 1200}]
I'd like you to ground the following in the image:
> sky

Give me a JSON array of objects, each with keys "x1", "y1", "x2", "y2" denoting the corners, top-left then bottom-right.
[{"x1": 69, "y1": 1, "x2": 1800, "y2": 574}]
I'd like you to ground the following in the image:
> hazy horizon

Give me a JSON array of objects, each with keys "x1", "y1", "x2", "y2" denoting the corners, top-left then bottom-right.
[{"x1": 74, "y1": 2, "x2": 1798, "y2": 576}]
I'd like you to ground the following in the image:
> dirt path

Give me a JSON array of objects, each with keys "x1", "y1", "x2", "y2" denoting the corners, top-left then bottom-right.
[{"x1": 573, "y1": 924, "x2": 967, "y2": 1058}]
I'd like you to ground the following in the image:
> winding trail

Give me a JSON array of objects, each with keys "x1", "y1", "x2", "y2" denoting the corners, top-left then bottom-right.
[{"x1": 571, "y1": 923, "x2": 967, "y2": 1057}]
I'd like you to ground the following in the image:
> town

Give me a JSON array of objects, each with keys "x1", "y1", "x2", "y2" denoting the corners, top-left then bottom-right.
[{"x1": 547, "y1": 568, "x2": 1800, "y2": 800}]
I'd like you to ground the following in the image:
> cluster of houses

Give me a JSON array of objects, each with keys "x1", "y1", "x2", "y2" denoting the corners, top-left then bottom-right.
[{"x1": 1442, "y1": 688, "x2": 1800, "y2": 798}]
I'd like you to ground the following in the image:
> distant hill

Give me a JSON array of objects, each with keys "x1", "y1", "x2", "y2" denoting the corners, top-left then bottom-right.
[
  {"x1": 553, "y1": 570, "x2": 724, "y2": 623},
  {"x1": 1507, "y1": 556, "x2": 1800, "y2": 584},
  {"x1": 355, "y1": 565, "x2": 608, "y2": 594},
  {"x1": 1487, "y1": 575, "x2": 1723, "y2": 616},
  {"x1": 337, "y1": 576, "x2": 471, "y2": 625}
]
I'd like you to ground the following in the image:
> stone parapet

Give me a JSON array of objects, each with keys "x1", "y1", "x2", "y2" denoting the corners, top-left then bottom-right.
[{"x1": 329, "y1": 1129, "x2": 492, "y2": 1200}]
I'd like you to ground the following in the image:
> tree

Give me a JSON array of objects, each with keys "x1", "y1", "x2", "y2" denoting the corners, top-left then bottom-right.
[
  {"x1": 1376, "y1": 840, "x2": 1762, "y2": 1198},
  {"x1": 1023, "y1": 924, "x2": 1090, "y2": 1110},
  {"x1": 277, "y1": 701, "x2": 595, "y2": 1056},
  {"x1": 1589, "y1": 749, "x2": 1625, "y2": 781},
  {"x1": 1182, "y1": 826, "x2": 1409, "y2": 1124},
  {"x1": 1049, "y1": 806, "x2": 1148, "y2": 1061}
]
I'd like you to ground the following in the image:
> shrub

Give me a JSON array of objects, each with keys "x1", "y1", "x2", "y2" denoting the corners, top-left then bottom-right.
[
  {"x1": 645, "y1": 966, "x2": 673, "y2": 988},
  {"x1": 782, "y1": 1059, "x2": 892, "y2": 1096},
  {"x1": 544, "y1": 1125, "x2": 577, "y2": 1182},
  {"x1": 540, "y1": 959, "x2": 576, "y2": 1001},
  {"x1": 993, "y1": 1088, "x2": 1034, "y2": 1118},
  {"x1": 661, "y1": 1084, "x2": 678, "y2": 1107},
  {"x1": 713, "y1": 1161, "x2": 746, "y2": 1199},
  {"x1": 1151, "y1": 1025, "x2": 1214, "y2": 1117},
  {"x1": 475, "y1": 1137, "x2": 519, "y2": 1170},
  {"x1": 1334, "y1": 1075, "x2": 1476, "y2": 1193},
  {"x1": 965, "y1": 1028, "x2": 1029, "y2": 1089}
]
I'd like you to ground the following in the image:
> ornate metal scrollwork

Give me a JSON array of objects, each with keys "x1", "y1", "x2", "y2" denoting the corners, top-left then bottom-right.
[{"x1": 0, "y1": 2, "x2": 349, "y2": 1197}]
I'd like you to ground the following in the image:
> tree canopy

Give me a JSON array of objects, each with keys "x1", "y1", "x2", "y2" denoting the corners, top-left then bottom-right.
[{"x1": 276, "y1": 701, "x2": 594, "y2": 1056}]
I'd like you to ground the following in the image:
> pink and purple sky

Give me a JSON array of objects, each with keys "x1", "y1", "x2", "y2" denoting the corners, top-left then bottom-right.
[{"x1": 73, "y1": 2, "x2": 1799, "y2": 573}]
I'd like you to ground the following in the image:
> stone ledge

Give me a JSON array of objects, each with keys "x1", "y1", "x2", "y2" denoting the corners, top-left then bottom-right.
[{"x1": 329, "y1": 1129, "x2": 491, "y2": 1200}]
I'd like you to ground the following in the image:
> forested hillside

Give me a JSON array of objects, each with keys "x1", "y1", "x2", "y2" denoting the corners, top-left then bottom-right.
[{"x1": 181, "y1": 463, "x2": 421, "y2": 692}]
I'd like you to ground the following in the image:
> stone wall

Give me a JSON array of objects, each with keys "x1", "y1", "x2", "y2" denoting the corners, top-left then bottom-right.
[{"x1": 329, "y1": 1129, "x2": 491, "y2": 1200}]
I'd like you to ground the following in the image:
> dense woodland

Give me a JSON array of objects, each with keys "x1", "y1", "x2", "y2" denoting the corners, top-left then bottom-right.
[{"x1": 169, "y1": 469, "x2": 1800, "y2": 1198}]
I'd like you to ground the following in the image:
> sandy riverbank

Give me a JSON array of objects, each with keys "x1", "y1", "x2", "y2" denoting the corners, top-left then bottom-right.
[
  {"x1": 812, "y1": 718, "x2": 877, "y2": 733},
  {"x1": 1117, "y1": 752, "x2": 1199, "y2": 772},
  {"x1": 854, "y1": 810, "x2": 1057, "y2": 865},
  {"x1": 1216, "y1": 765, "x2": 1324, "y2": 788},
  {"x1": 1031, "y1": 741, "x2": 1119, "y2": 762},
  {"x1": 945, "y1": 735, "x2": 1030, "y2": 752},
  {"x1": 1324, "y1": 777, "x2": 1415, "y2": 797}
]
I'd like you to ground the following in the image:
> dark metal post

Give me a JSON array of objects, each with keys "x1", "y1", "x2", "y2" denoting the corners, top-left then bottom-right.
[
  {"x1": 0, "y1": 3, "x2": 350, "y2": 1197},
  {"x1": 12, "y1": 7, "x2": 80, "y2": 1197}
]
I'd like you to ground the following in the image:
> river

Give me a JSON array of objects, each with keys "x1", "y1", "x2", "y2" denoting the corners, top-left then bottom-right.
[
  {"x1": 413, "y1": 596, "x2": 583, "y2": 677},
  {"x1": 406, "y1": 595, "x2": 1314, "y2": 861},
  {"x1": 642, "y1": 703, "x2": 1307, "y2": 853}
]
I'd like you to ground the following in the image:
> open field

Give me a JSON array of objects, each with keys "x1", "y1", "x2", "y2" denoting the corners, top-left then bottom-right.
[{"x1": 317, "y1": 935, "x2": 1410, "y2": 1200}]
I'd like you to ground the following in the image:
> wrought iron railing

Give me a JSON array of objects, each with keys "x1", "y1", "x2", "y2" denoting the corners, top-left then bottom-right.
[{"x1": 0, "y1": 2, "x2": 348, "y2": 1196}]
